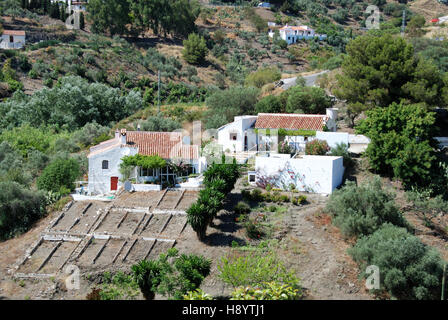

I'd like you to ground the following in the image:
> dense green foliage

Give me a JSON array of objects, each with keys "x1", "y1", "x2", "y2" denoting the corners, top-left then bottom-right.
[
  {"x1": 335, "y1": 34, "x2": 446, "y2": 109},
  {"x1": 36, "y1": 158, "x2": 81, "y2": 194},
  {"x1": 88, "y1": 0, "x2": 201, "y2": 37},
  {"x1": 245, "y1": 67, "x2": 281, "y2": 88},
  {"x1": 139, "y1": 115, "x2": 181, "y2": 132},
  {"x1": 286, "y1": 85, "x2": 333, "y2": 114},
  {"x1": 218, "y1": 250, "x2": 301, "y2": 289},
  {"x1": 356, "y1": 103, "x2": 438, "y2": 188},
  {"x1": 0, "y1": 76, "x2": 142, "y2": 132},
  {"x1": 205, "y1": 86, "x2": 259, "y2": 128},
  {"x1": 187, "y1": 159, "x2": 239, "y2": 240},
  {"x1": 120, "y1": 154, "x2": 167, "y2": 172},
  {"x1": 230, "y1": 281, "x2": 303, "y2": 300},
  {"x1": 349, "y1": 223, "x2": 447, "y2": 300},
  {"x1": 326, "y1": 178, "x2": 409, "y2": 238},
  {"x1": 182, "y1": 33, "x2": 209, "y2": 65},
  {"x1": 0, "y1": 182, "x2": 46, "y2": 240},
  {"x1": 131, "y1": 248, "x2": 211, "y2": 300},
  {"x1": 255, "y1": 95, "x2": 283, "y2": 114},
  {"x1": 97, "y1": 271, "x2": 141, "y2": 300}
]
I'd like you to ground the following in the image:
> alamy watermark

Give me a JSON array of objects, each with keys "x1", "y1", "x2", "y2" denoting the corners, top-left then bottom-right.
[
  {"x1": 65, "y1": 264, "x2": 80, "y2": 290},
  {"x1": 365, "y1": 265, "x2": 380, "y2": 290}
]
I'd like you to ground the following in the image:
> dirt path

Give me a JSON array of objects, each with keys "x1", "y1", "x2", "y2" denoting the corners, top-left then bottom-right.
[{"x1": 285, "y1": 204, "x2": 371, "y2": 300}]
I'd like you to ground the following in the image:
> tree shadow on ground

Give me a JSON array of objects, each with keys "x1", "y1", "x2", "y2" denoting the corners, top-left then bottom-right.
[{"x1": 203, "y1": 232, "x2": 246, "y2": 247}]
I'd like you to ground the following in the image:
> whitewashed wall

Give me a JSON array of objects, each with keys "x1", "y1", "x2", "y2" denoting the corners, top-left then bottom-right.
[
  {"x1": 315, "y1": 131, "x2": 349, "y2": 149},
  {"x1": 255, "y1": 155, "x2": 344, "y2": 194},
  {"x1": 0, "y1": 35, "x2": 25, "y2": 49},
  {"x1": 88, "y1": 146, "x2": 138, "y2": 195},
  {"x1": 218, "y1": 116, "x2": 257, "y2": 152}
]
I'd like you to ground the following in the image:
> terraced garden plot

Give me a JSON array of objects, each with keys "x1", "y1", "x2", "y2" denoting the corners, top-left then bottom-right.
[
  {"x1": 140, "y1": 214, "x2": 171, "y2": 237},
  {"x1": 93, "y1": 210, "x2": 125, "y2": 234},
  {"x1": 146, "y1": 240, "x2": 175, "y2": 260},
  {"x1": 115, "y1": 191, "x2": 163, "y2": 208},
  {"x1": 159, "y1": 215, "x2": 187, "y2": 238},
  {"x1": 40, "y1": 240, "x2": 79, "y2": 274},
  {"x1": 50, "y1": 202, "x2": 88, "y2": 232},
  {"x1": 70, "y1": 203, "x2": 102, "y2": 234},
  {"x1": 176, "y1": 190, "x2": 198, "y2": 210},
  {"x1": 94, "y1": 238, "x2": 126, "y2": 266},
  {"x1": 116, "y1": 212, "x2": 146, "y2": 235},
  {"x1": 17, "y1": 240, "x2": 59, "y2": 274},
  {"x1": 122, "y1": 239, "x2": 153, "y2": 263},
  {"x1": 157, "y1": 190, "x2": 183, "y2": 209},
  {"x1": 77, "y1": 238, "x2": 108, "y2": 267}
]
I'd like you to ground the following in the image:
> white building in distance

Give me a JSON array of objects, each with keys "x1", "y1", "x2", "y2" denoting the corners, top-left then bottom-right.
[
  {"x1": 0, "y1": 30, "x2": 26, "y2": 49},
  {"x1": 269, "y1": 25, "x2": 327, "y2": 45}
]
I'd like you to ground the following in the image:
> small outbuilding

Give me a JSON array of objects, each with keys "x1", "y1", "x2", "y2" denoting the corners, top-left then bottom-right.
[{"x1": 0, "y1": 30, "x2": 26, "y2": 49}]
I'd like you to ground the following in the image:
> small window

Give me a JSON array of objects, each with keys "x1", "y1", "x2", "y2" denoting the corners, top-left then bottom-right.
[
  {"x1": 249, "y1": 174, "x2": 256, "y2": 182},
  {"x1": 230, "y1": 133, "x2": 237, "y2": 141},
  {"x1": 102, "y1": 160, "x2": 109, "y2": 170}
]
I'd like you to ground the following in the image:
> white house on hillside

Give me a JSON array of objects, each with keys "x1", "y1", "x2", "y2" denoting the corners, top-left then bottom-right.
[
  {"x1": 87, "y1": 129, "x2": 206, "y2": 195},
  {"x1": 217, "y1": 115, "x2": 258, "y2": 153},
  {"x1": 269, "y1": 25, "x2": 327, "y2": 44},
  {"x1": 0, "y1": 30, "x2": 26, "y2": 49},
  {"x1": 217, "y1": 108, "x2": 340, "y2": 156}
]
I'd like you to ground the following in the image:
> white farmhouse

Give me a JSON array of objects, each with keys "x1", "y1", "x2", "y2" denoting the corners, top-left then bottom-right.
[
  {"x1": 217, "y1": 108, "x2": 340, "y2": 155},
  {"x1": 87, "y1": 129, "x2": 206, "y2": 195},
  {"x1": 217, "y1": 115, "x2": 258, "y2": 153},
  {"x1": 269, "y1": 25, "x2": 327, "y2": 44},
  {"x1": 0, "y1": 30, "x2": 26, "y2": 49}
]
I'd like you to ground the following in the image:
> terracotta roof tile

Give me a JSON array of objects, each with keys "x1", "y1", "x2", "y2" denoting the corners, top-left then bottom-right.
[
  {"x1": 2, "y1": 30, "x2": 26, "y2": 36},
  {"x1": 255, "y1": 113, "x2": 328, "y2": 131},
  {"x1": 125, "y1": 131, "x2": 199, "y2": 160}
]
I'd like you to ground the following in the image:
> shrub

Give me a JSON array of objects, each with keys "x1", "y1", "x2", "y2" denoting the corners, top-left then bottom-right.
[
  {"x1": 218, "y1": 251, "x2": 301, "y2": 289},
  {"x1": 234, "y1": 201, "x2": 251, "y2": 215},
  {"x1": 182, "y1": 33, "x2": 209, "y2": 65},
  {"x1": 230, "y1": 281, "x2": 303, "y2": 300},
  {"x1": 255, "y1": 95, "x2": 283, "y2": 114},
  {"x1": 183, "y1": 289, "x2": 214, "y2": 300},
  {"x1": 285, "y1": 86, "x2": 333, "y2": 114},
  {"x1": 139, "y1": 115, "x2": 181, "y2": 132},
  {"x1": 251, "y1": 189, "x2": 263, "y2": 202},
  {"x1": 245, "y1": 218, "x2": 266, "y2": 240},
  {"x1": 241, "y1": 189, "x2": 251, "y2": 200},
  {"x1": 36, "y1": 158, "x2": 80, "y2": 194},
  {"x1": 349, "y1": 223, "x2": 447, "y2": 300},
  {"x1": 245, "y1": 67, "x2": 281, "y2": 88},
  {"x1": 326, "y1": 178, "x2": 409, "y2": 238},
  {"x1": 330, "y1": 142, "x2": 353, "y2": 167},
  {"x1": 0, "y1": 182, "x2": 45, "y2": 240},
  {"x1": 131, "y1": 260, "x2": 163, "y2": 300},
  {"x1": 305, "y1": 139, "x2": 330, "y2": 155},
  {"x1": 99, "y1": 271, "x2": 140, "y2": 300},
  {"x1": 132, "y1": 248, "x2": 211, "y2": 300}
]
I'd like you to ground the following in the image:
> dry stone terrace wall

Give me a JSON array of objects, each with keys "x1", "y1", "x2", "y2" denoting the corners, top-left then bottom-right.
[{"x1": 12, "y1": 190, "x2": 198, "y2": 279}]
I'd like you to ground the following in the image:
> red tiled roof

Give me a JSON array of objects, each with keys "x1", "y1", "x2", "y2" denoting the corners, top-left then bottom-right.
[
  {"x1": 2, "y1": 30, "x2": 25, "y2": 36},
  {"x1": 255, "y1": 113, "x2": 328, "y2": 131},
  {"x1": 125, "y1": 131, "x2": 199, "y2": 160}
]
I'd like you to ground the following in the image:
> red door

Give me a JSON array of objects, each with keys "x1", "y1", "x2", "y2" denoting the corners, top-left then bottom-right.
[{"x1": 111, "y1": 177, "x2": 118, "y2": 191}]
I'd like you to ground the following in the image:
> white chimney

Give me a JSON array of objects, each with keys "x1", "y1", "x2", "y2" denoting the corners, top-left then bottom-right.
[
  {"x1": 326, "y1": 108, "x2": 338, "y2": 121},
  {"x1": 120, "y1": 129, "x2": 127, "y2": 145}
]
